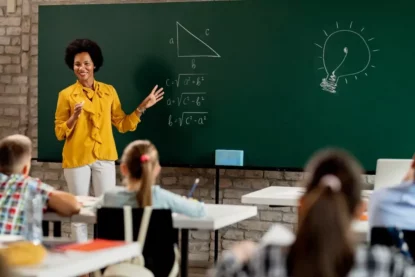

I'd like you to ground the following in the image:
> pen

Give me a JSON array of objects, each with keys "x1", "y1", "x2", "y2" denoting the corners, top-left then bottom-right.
[{"x1": 188, "y1": 178, "x2": 200, "y2": 198}]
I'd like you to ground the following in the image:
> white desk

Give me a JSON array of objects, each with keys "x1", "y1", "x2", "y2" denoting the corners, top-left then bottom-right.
[
  {"x1": 352, "y1": 220, "x2": 370, "y2": 242},
  {"x1": 43, "y1": 203, "x2": 257, "y2": 277},
  {"x1": 242, "y1": 186, "x2": 304, "y2": 206},
  {"x1": 12, "y1": 241, "x2": 140, "y2": 277},
  {"x1": 172, "y1": 204, "x2": 257, "y2": 230},
  {"x1": 44, "y1": 204, "x2": 257, "y2": 231},
  {"x1": 242, "y1": 186, "x2": 373, "y2": 206},
  {"x1": 241, "y1": 186, "x2": 371, "y2": 242}
]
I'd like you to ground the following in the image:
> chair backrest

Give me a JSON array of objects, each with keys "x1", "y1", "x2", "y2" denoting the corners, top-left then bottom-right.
[
  {"x1": 96, "y1": 208, "x2": 178, "y2": 277},
  {"x1": 374, "y1": 159, "x2": 412, "y2": 190},
  {"x1": 370, "y1": 227, "x2": 415, "y2": 259}
]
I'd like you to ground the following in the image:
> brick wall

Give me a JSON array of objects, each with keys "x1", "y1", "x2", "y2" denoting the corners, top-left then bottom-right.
[{"x1": 0, "y1": 0, "x2": 375, "y2": 263}]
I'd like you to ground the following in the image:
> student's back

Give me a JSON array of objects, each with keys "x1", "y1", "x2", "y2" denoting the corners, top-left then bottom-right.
[
  {"x1": 0, "y1": 134, "x2": 80, "y2": 235},
  {"x1": 212, "y1": 149, "x2": 414, "y2": 277},
  {"x1": 99, "y1": 185, "x2": 206, "y2": 218},
  {"x1": 94, "y1": 139, "x2": 206, "y2": 218},
  {"x1": 0, "y1": 173, "x2": 53, "y2": 235}
]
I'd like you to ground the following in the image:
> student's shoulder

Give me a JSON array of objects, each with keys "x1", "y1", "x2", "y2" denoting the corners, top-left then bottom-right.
[
  {"x1": 151, "y1": 185, "x2": 168, "y2": 194},
  {"x1": 371, "y1": 182, "x2": 412, "y2": 201},
  {"x1": 0, "y1": 173, "x2": 24, "y2": 188},
  {"x1": 104, "y1": 186, "x2": 129, "y2": 196},
  {"x1": 151, "y1": 185, "x2": 181, "y2": 199},
  {"x1": 26, "y1": 176, "x2": 54, "y2": 191}
]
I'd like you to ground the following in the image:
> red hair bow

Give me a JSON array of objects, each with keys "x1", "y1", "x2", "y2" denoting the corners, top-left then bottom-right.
[{"x1": 140, "y1": 154, "x2": 150, "y2": 163}]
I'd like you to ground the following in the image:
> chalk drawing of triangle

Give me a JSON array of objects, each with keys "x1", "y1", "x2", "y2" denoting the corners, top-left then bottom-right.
[{"x1": 176, "y1": 22, "x2": 221, "y2": 58}]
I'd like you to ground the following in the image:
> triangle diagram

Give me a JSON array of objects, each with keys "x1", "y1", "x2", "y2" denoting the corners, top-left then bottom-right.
[{"x1": 176, "y1": 22, "x2": 221, "y2": 58}]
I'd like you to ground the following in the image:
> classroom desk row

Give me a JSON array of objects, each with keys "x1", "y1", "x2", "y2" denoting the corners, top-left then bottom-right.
[
  {"x1": 40, "y1": 187, "x2": 371, "y2": 277},
  {"x1": 42, "y1": 203, "x2": 257, "y2": 277}
]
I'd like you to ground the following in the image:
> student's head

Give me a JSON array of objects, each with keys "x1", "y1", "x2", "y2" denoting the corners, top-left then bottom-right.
[
  {"x1": 120, "y1": 140, "x2": 161, "y2": 207},
  {"x1": 287, "y1": 148, "x2": 364, "y2": 277},
  {"x1": 0, "y1": 134, "x2": 32, "y2": 176},
  {"x1": 64, "y1": 39, "x2": 104, "y2": 83}
]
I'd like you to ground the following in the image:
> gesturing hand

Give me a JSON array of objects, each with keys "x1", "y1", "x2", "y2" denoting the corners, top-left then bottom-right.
[
  {"x1": 72, "y1": 101, "x2": 84, "y2": 119},
  {"x1": 66, "y1": 101, "x2": 84, "y2": 129},
  {"x1": 140, "y1": 85, "x2": 164, "y2": 109}
]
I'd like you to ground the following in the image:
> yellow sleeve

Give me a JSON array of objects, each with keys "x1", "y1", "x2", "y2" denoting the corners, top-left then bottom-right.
[
  {"x1": 54, "y1": 91, "x2": 74, "y2": 141},
  {"x1": 110, "y1": 86, "x2": 141, "y2": 133}
]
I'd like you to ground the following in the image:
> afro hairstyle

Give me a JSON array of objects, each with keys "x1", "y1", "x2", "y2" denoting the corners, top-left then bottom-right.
[{"x1": 64, "y1": 39, "x2": 104, "y2": 72}]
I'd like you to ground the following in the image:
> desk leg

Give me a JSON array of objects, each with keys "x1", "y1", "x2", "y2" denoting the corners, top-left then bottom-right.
[
  {"x1": 181, "y1": 229, "x2": 189, "y2": 277},
  {"x1": 214, "y1": 167, "x2": 220, "y2": 262},
  {"x1": 214, "y1": 230, "x2": 219, "y2": 262},
  {"x1": 42, "y1": 221, "x2": 62, "y2": 237},
  {"x1": 42, "y1": 221, "x2": 49, "y2": 236},
  {"x1": 93, "y1": 224, "x2": 98, "y2": 239},
  {"x1": 53, "y1": 222, "x2": 61, "y2": 237}
]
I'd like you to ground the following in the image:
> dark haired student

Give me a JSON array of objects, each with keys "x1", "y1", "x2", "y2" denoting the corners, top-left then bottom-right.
[
  {"x1": 211, "y1": 149, "x2": 414, "y2": 277},
  {"x1": 54, "y1": 38, "x2": 164, "y2": 242}
]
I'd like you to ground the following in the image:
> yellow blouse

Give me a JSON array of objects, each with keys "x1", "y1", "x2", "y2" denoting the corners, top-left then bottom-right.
[{"x1": 54, "y1": 80, "x2": 141, "y2": 168}]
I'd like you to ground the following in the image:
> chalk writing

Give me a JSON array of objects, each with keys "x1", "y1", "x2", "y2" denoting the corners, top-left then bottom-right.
[
  {"x1": 315, "y1": 21, "x2": 379, "y2": 94},
  {"x1": 176, "y1": 21, "x2": 220, "y2": 58},
  {"x1": 167, "y1": 92, "x2": 206, "y2": 107},
  {"x1": 165, "y1": 73, "x2": 207, "y2": 88},
  {"x1": 168, "y1": 112, "x2": 208, "y2": 127}
]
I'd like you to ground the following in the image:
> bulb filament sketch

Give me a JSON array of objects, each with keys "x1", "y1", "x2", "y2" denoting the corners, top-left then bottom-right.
[{"x1": 315, "y1": 22, "x2": 379, "y2": 94}]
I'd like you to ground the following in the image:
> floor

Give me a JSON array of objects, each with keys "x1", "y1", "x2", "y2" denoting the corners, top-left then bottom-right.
[
  {"x1": 188, "y1": 261, "x2": 211, "y2": 277},
  {"x1": 189, "y1": 266, "x2": 209, "y2": 277}
]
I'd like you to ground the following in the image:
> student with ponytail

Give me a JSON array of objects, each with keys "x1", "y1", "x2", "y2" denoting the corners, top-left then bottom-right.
[
  {"x1": 94, "y1": 140, "x2": 206, "y2": 218},
  {"x1": 212, "y1": 148, "x2": 414, "y2": 277}
]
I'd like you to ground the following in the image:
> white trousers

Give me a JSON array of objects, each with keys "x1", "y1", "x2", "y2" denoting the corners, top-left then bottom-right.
[{"x1": 63, "y1": 160, "x2": 116, "y2": 242}]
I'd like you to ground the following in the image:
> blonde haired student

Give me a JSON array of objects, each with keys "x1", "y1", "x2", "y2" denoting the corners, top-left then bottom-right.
[
  {"x1": 95, "y1": 140, "x2": 206, "y2": 217},
  {"x1": 0, "y1": 134, "x2": 80, "y2": 235},
  {"x1": 211, "y1": 148, "x2": 414, "y2": 277}
]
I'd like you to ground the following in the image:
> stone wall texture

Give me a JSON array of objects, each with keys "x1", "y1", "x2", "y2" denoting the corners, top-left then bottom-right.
[{"x1": 0, "y1": 0, "x2": 374, "y2": 263}]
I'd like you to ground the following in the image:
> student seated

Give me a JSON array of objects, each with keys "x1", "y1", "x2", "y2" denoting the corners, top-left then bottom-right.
[
  {"x1": 94, "y1": 139, "x2": 206, "y2": 217},
  {"x1": 211, "y1": 148, "x2": 414, "y2": 277},
  {"x1": 369, "y1": 154, "x2": 415, "y2": 230},
  {"x1": 0, "y1": 134, "x2": 81, "y2": 235}
]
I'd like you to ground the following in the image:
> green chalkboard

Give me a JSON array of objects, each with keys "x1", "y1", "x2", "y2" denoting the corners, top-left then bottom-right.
[{"x1": 38, "y1": 0, "x2": 415, "y2": 171}]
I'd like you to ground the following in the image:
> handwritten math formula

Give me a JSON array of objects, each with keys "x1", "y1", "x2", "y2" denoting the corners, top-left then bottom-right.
[
  {"x1": 166, "y1": 92, "x2": 206, "y2": 107},
  {"x1": 165, "y1": 73, "x2": 209, "y2": 127},
  {"x1": 166, "y1": 21, "x2": 222, "y2": 127},
  {"x1": 165, "y1": 74, "x2": 206, "y2": 88},
  {"x1": 168, "y1": 112, "x2": 208, "y2": 127}
]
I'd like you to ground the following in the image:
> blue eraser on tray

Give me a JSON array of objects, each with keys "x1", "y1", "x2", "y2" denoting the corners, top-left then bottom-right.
[{"x1": 215, "y1": 150, "x2": 244, "y2": 166}]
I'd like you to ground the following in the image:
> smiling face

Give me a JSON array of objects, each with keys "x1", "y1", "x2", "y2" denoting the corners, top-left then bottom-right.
[{"x1": 73, "y1": 52, "x2": 94, "y2": 85}]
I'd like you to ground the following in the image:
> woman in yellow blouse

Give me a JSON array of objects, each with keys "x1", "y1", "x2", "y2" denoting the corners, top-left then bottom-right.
[{"x1": 54, "y1": 38, "x2": 164, "y2": 242}]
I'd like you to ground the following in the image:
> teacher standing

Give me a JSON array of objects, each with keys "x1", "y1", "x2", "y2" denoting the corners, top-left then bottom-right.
[{"x1": 54, "y1": 38, "x2": 164, "y2": 242}]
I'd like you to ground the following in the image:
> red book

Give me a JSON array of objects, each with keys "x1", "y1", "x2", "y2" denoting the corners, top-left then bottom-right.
[{"x1": 55, "y1": 239, "x2": 126, "y2": 252}]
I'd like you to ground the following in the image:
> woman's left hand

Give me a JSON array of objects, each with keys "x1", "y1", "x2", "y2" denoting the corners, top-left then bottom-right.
[{"x1": 140, "y1": 85, "x2": 164, "y2": 109}]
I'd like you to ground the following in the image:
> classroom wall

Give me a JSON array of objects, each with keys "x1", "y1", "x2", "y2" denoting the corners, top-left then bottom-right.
[{"x1": 0, "y1": 0, "x2": 374, "y2": 263}]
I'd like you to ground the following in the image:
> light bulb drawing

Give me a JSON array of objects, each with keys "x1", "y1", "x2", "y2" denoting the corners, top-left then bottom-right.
[{"x1": 315, "y1": 21, "x2": 379, "y2": 93}]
